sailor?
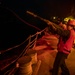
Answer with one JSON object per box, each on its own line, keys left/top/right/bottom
{"left": 47, "top": 19, "right": 75, "bottom": 75}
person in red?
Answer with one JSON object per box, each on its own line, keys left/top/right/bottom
{"left": 46, "top": 19, "right": 75, "bottom": 75}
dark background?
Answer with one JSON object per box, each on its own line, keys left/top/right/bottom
{"left": 0, "top": 0, "right": 75, "bottom": 50}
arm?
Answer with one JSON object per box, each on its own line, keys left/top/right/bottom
{"left": 45, "top": 20, "right": 64, "bottom": 35}
{"left": 45, "top": 20, "right": 70, "bottom": 39}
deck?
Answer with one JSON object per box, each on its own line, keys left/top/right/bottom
{"left": 33, "top": 46, "right": 75, "bottom": 75}
{"left": 14, "top": 34, "right": 75, "bottom": 75}
{"left": 32, "top": 35, "right": 75, "bottom": 75}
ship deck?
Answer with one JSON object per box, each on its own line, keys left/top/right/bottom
{"left": 32, "top": 35, "right": 75, "bottom": 75}
{"left": 33, "top": 46, "right": 75, "bottom": 75}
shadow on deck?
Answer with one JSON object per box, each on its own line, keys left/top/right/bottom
{"left": 33, "top": 45, "right": 75, "bottom": 75}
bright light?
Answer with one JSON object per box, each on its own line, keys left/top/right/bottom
{"left": 53, "top": 17, "right": 56, "bottom": 19}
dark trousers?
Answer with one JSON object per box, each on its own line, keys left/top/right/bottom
{"left": 52, "top": 52, "right": 70, "bottom": 75}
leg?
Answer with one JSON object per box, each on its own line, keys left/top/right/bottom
{"left": 60, "top": 56, "right": 70, "bottom": 75}
{"left": 51, "top": 52, "right": 64, "bottom": 75}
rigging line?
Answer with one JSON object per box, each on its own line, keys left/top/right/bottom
{"left": 0, "top": 27, "right": 46, "bottom": 54}
{"left": 6, "top": 7, "right": 41, "bottom": 31}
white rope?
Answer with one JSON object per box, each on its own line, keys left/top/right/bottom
{"left": 0, "top": 27, "right": 47, "bottom": 54}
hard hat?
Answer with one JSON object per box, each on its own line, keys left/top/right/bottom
{"left": 67, "top": 20, "right": 75, "bottom": 26}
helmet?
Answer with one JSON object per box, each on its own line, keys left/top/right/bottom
{"left": 67, "top": 20, "right": 75, "bottom": 26}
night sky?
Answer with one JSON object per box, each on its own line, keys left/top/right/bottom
{"left": 0, "top": 0, "right": 75, "bottom": 50}
{"left": 1, "top": 0, "right": 75, "bottom": 18}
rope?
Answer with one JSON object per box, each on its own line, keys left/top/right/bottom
{"left": 0, "top": 27, "right": 46, "bottom": 54}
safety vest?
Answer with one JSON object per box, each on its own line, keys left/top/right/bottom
{"left": 58, "top": 29, "right": 75, "bottom": 54}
